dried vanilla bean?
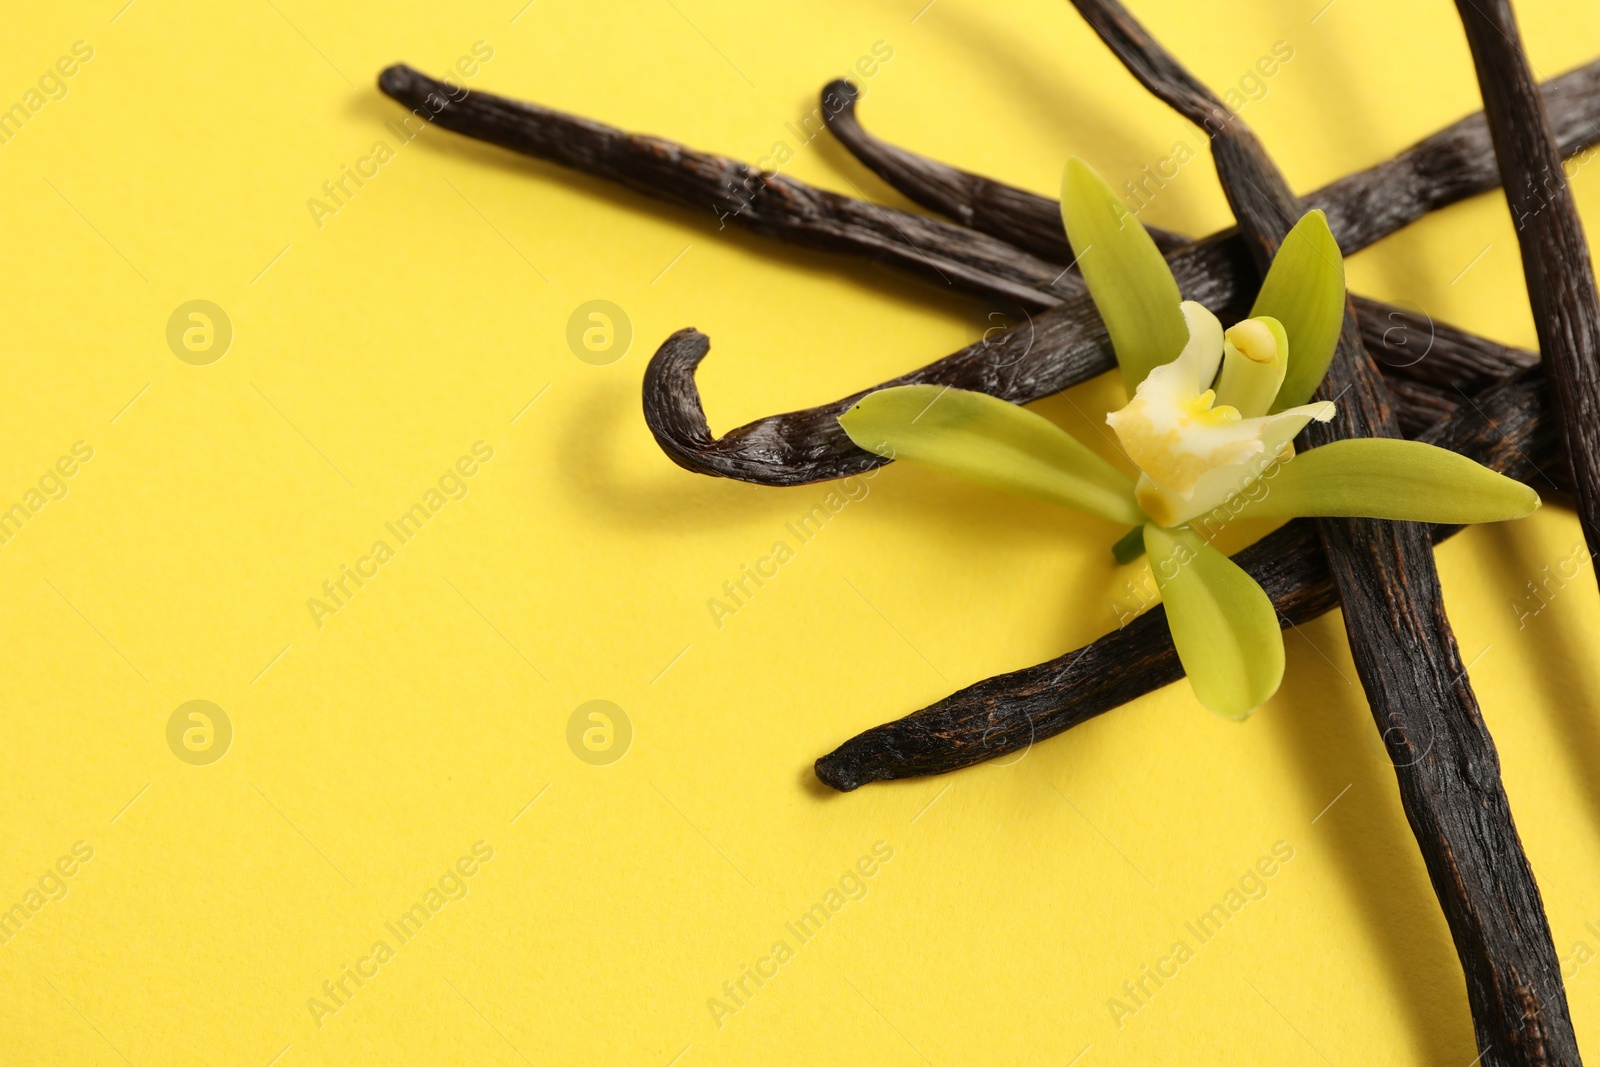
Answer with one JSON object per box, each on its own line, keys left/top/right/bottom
{"left": 384, "top": 29, "right": 1585, "bottom": 1059}
{"left": 1457, "top": 0, "right": 1600, "bottom": 607}
{"left": 376, "top": 65, "right": 1544, "bottom": 484}
{"left": 643, "top": 104, "right": 1556, "bottom": 485}
{"left": 378, "top": 65, "right": 1077, "bottom": 309}
{"left": 1068, "top": 0, "right": 1576, "bottom": 1060}
{"left": 818, "top": 60, "right": 1600, "bottom": 268}
{"left": 820, "top": 77, "right": 1185, "bottom": 262}
{"left": 821, "top": 82, "right": 1544, "bottom": 398}
{"left": 644, "top": 54, "right": 1600, "bottom": 485}
{"left": 642, "top": 297, "right": 1534, "bottom": 484}
{"left": 815, "top": 368, "right": 1559, "bottom": 788}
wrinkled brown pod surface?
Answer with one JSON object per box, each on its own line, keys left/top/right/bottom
{"left": 634, "top": 60, "right": 1598, "bottom": 486}
{"left": 639, "top": 278, "right": 1536, "bottom": 485}
{"left": 1069, "top": 0, "right": 1578, "bottom": 1061}
{"left": 374, "top": 62, "right": 1545, "bottom": 485}
{"left": 1458, "top": 0, "right": 1600, "bottom": 605}
{"left": 378, "top": 64, "right": 1078, "bottom": 309}
{"left": 822, "top": 78, "right": 1544, "bottom": 401}
{"left": 818, "top": 61, "right": 1600, "bottom": 274}
{"left": 815, "top": 369, "right": 1560, "bottom": 790}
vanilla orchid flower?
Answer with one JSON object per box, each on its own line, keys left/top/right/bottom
{"left": 1106, "top": 300, "right": 1334, "bottom": 526}
{"left": 838, "top": 159, "right": 1539, "bottom": 720}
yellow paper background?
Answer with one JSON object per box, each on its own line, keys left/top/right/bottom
{"left": 3, "top": 0, "right": 1600, "bottom": 1063}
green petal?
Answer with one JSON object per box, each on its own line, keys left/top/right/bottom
{"left": 1233, "top": 439, "right": 1541, "bottom": 523}
{"left": 1145, "top": 524, "right": 1284, "bottom": 720}
{"left": 1254, "top": 210, "right": 1346, "bottom": 412}
{"left": 1060, "top": 158, "right": 1189, "bottom": 392}
{"left": 838, "top": 385, "right": 1142, "bottom": 525}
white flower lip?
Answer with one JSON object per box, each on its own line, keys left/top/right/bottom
{"left": 1106, "top": 301, "right": 1335, "bottom": 527}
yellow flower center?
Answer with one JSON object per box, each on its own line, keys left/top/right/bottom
{"left": 1105, "top": 301, "right": 1337, "bottom": 527}
{"left": 1185, "top": 390, "right": 1242, "bottom": 425}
